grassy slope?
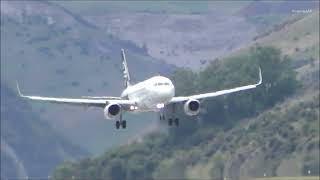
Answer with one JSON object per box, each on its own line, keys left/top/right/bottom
{"left": 259, "top": 12, "right": 319, "bottom": 59}
{"left": 228, "top": 10, "right": 319, "bottom": 91}
{"left": 171, "top": 89, "right": 319, "bottom": 179}
{"left": 230, "top": 11, "right": 319, "bottom": 61}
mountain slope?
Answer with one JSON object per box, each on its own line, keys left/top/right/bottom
{"left": 1, "top": 83, "right": 87, "bottom": 179}
{"left": 229, "top": 10, "right": 319, "bottom": 93}
{"left": 230, "top": 11, "right": 319, "bottom": 65}
{"left": 54, "top": 1, "right": 319, "bottom": 69}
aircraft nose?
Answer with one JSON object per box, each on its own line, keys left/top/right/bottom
{"left": 155, "top": 85, "right": 174, "bottom": 101}
{"left": 169, "top": 85, "right": 175, "bottom": 97}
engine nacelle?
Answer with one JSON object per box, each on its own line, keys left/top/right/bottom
{"left": 104, "top": 103, "right": 121, "bottom": 119}
{"left": 184, "top": 99, "right": 200, "bottom": 116}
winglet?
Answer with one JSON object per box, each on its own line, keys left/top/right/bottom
{"left": 16, "top": 81, "right": 24, "bottom": 97}
{"left": 257, "top": 67, "right": 262, "bottom": 86}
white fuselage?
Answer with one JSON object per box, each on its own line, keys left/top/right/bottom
{"left": 121, "top": 76, "right": 175, "bottom": 112}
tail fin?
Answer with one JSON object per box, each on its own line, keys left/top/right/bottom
{"left": 121, "top": 49, "right": 131, "bottom": 88}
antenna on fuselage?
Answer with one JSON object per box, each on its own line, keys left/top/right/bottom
{"left": 121, "top": 49, "right": 131, "bottom": 88}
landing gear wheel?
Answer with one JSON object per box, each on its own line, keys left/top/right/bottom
{"left": 121, "top": 120, "right": 127, "bottom": 129}
{"left": 168, "top": 119, "right": 173, "bottom": 126}
{"left": 174, "top": 118, "right": 179, "bottom": 126}
{"left": 116, "top": 121, "right": 120, "bottom": 129}
{"left": 160, "top": 115, "right": 165, "bottom": 121}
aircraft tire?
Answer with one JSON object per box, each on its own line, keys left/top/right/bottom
{"left": 122, "top": 120, "right": 127, "bottom": 129}
{"left": 116, "top": 121, "right": 120, "bottom": 129}
{"left": 174, "top": 118, "right": 179, "bottom": 126}
{"left": 160, "top": 115, "right": 166, "bottom": 121}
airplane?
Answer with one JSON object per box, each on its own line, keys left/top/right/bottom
{"left": 17, "top": 49, "right": 262, "bottom": 129}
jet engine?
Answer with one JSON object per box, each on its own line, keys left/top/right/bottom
{"left": 104, "top": 103, "right": 121, "bottom": 119}
{"left": 184, "top": 99, "right": 200, "bottom": 116}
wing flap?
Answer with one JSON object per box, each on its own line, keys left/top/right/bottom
{"left": 190, "top": 84, "right": 257, "bottom": 100}
{"left": 81, "top": 96, "right": 122, "bottom": 100}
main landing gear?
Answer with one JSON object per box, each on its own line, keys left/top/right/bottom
{"left": 115, "top": 120, "right": 126, "bottom": 129}
{"left": 168, "top": 118, "right": 179, "bottom": 127}
{"left": 116, "top": 114, "right": 126, "bottom": 129}
{"left": 159, "top": 104, "right": 180, "bottom": 127}
{"left": 160, "top": 115, "right": 179, "bottom": 127}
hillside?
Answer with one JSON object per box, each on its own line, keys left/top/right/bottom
{"left": 54, "top": 1, "right": 254, "bottom": 69}
{"left": 229, "top": 11, "right": 319, "bottom": 74}
{"left": 1, "top": 1, "right": 174, "bottom": 154}
{"left": 54, "top": 1, "right": 319, "bottom": 69}
{"left": 53, "top": 1, "right": 211, "bottom": 14}
{"left": 1, "top": 83, "right": 87, "bottom": 179}
{"left": 52, "top": 46, "right": 319, "bottom": 179}
{"left": 51, "top": 8, "right": 319, "bottom": 180}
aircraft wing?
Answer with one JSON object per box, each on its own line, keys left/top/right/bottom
{"left": 16, "top": 83, "right": 135, "bottom": 108}
{"left": 81, "top": 96, "right": 122, "bottom": 100}
{"left": 170, "top": 68, "right": 262, "bottom": 103}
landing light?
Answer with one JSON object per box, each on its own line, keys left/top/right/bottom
{"left": 156, "top": 103, "right": 165, "bottom": 109}
{"left": 130, "top": 106, "right": 139, "bottom": 110}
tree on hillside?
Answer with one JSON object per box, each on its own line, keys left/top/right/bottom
{"left": 164, "top": 45, "right": 299, "bottom": 140}
{"left": 210, "top": 154, "right": 225, "bottom": 180}
{"left": 201, "top": 45, "right": 299, "bottom": 127}
{"left": 171, "top": 68, "right": 198, "bottom": 96}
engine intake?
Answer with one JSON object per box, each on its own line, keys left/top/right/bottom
{"left": 184, "top": 99, "right": 200, "bottom": 116}
{"left": 104, "top": 103, "right": 121, "bottom": 119}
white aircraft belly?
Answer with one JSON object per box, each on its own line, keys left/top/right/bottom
{"left": 129, "top": 87, "right": 165, "bottom": 111}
